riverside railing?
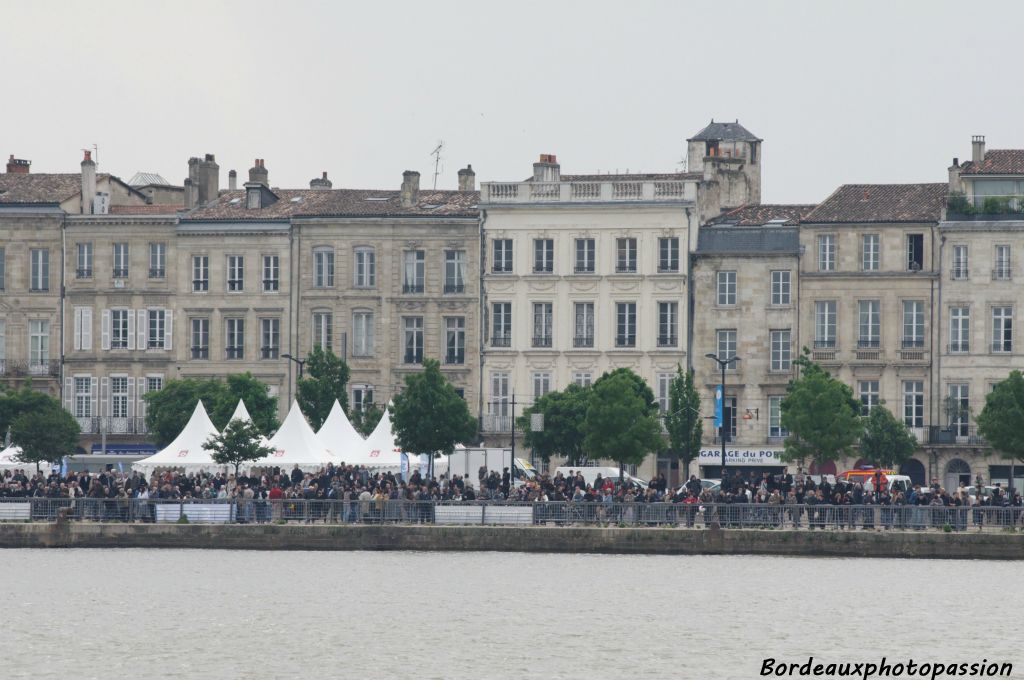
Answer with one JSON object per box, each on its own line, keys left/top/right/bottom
{"left": 0, "top": 498, "right": 1021, "bottom": 531}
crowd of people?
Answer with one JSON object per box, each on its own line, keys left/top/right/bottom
{"left": 0, "top": 463, "right": 1021, "bottom": 530}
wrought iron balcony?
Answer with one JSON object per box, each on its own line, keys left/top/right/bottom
{"left": 615, "top": 335, "right": 637, "bottom": 348}
{"left": 76, "top": 268, "right": 92, "bottom": 279}
{"left": 225, "top": 347, "right": 244, "bottom": 359}
{"left": 573, "top": 336, "right": 594, "bottom": 348}
{"left": 112, "top": 268, "right": 128, "bottom": 278}
{"left": 148, "top": 268, "right": 165, "bottom": 279}
{"left": 190, "top": 347, "right": 209, "bottom": 360}
{"left": 443, "top": 283, "right": 465, "bottom": 294}
{"left": 657, "top": 335, "right": 678, "bottom": 347}
{"left": 491, "top": 334, "right": 511, "bottom": 348}
{"left": 532, "top": 335, "right": 552, "bottom": 348}
{"left": 260, "top": 347, "right": 279, "bottom": 359}
{"left": 402, "top": 283, "right": 424, "bottom": 294}
{"left": 192, "top": 279, "right": 209, "bottom": 292}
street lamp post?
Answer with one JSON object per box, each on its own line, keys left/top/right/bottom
{"left": 705, "top": 353, "right": 741, "bottom": 490}
{"left": 281, "top": 353, "right": 305, "bottom": 379}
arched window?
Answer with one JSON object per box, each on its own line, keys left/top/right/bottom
{"left": 945, "top": 458, "right": 971, "bottom": 491}
{"left": 900, "top": 459, "right": 926, "bottom": 487}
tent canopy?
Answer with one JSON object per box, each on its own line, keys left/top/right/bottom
{"left": 0, "top": 445, "right": 49, "bottom": 471}
{"left": 226, "top": 400, "right": 271, "bottom": 447}
{"left": 316, "top": 400, "right": 365, "bottom": 463}
{"left": 131, "top": 401, "right": 223, "bottom": 474}
{"left": 348, "top": 404, "right": 404, "bottom": 470}
{"left": 251, "top": 400, "right": 330, "bottom": 472}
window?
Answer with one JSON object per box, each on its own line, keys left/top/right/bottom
{"left": 110, "top": 309, "right": 131, "bottom": 350}
{"left": 770, "top": 329, "right": 791, "bottom": 370}
{"left": 314, "top": 248, "right": 334, "bottom": 288}
{"left": 113, "top": 243, "right": 129, "bottom": 278}
{"left": 226, "top": 318, "right": 244, "bottom": 359}
{"left": 147, "top": 309, "right": 168, "bottom": 349}
{"left": 312, "top": 312, "right": 333, "bottom": 351}
{"left": 902, "top": 300, "right": 925, "bottom": 348}
{"left": 994, "top": 245, "right": 1012, "bottom": 280}
{"left": 491, "top": 303, "right": 512, "bottom": 347}
{"left": 814, "top": 300, "right": 837, "bottom": 348}
{"left": 445, "top": 317, "right": 465, "bottom": 364}
{"left": 73, "top": 307, "right": 92, "bottom": 351}
{"left": 490, "top": 372, "right": 510, "bottom": 419}
{"left": 658, "top": 237, "right": 679, "bottom": 273}
{"left": 862, "top": 234, "right": 879, "bottom": 271}
{"left": 770, "top": 270, "right": 791, "bottom": 305}
{"left": 574, "top": 238, "right": 595, "bottom": 273}
{"left": 354, "top": 247, "right": 375, "bottom": 288}
{"left": 262, "top": 255, "right": 279, "bottom": 292}
{"left": 533, "top": 238, "right": 553, "bottom": 273}
{"left": 717, "top": 271, "right": 736, "bottom": 305}
{"left": 616, "top": 237, "right": 637, "bottom": 273}
{"left": 573, "top": 372, "right": 592, "bottom": 388}
{"left": 76, "top": 243, "right": 92, "bottom": 279}
{"left": 261, "top": 318, "right": 280, "bottom": 359}
{"left": 858, "top": 300, "right": 880, "bottom": 348}
{"left": 532, "top": 372, "right": 551, "bottom": 400}
{"left": 532, "top": 302, "right": 553, "bottom": 347}
{"left": 657, "top": 373, "right": 672, "bottom": 414}
{"left": 858, "top": 380, "right": 880, "bottom": 416}
{"left": 146, "top": 376, "right": 163, "bottom": 393}
{"left": 352, "top": 311, "right": 374, "bottom": 357}
{"left": 574, "top": 302, "right": 594, "bottom": 347}
{"left": 949, "top": 307, "right": 970, "bottom": 353}
{"left": 149, "top": 243, "right": 166, "bottom": 278}
{"left": 227, "top": 255, "right": 244, "bottom": 291}
{"left": 769, "top": 396, "right": 788, "bottom": 438}
{"left": 444, "top": 250, "right": 466, "bottom": 293}
{"left": 952, "top": 245, "right": 969, "bottom": 279}
{"left": 192, "top": 255, "right": 209, "bottom": 292}
{"left": 74, "top": 377, "right": 93, "bottom": 418}
{"left": 658, "top": 302, "right": 678, "bottom": 347}
{"left": 717, "top": 329, "right": 737, "bottom": 363}
{"left": 992, "top": 306, "right": 1012, "bottom": 353}
{"left": 948, "top": 383, "right": 970, "bottom": 436}
{"left": 616, "top": 302, "right": 636, "bottom": 347}
{"left": 29, "top": 320, "right": 49, "bottom": 371}
{"left": 352, "top": 385, "right": 374, "bottom": 412}
{"left": 403, "top": 317, "right": 423, "bottom": 364}
{"left": 30, "top": 248, "right": 48, "bottom": 291}
{"left": 403, "top": 250, "right": 425, "bottom": 293}
{"left": 903, "top": 381, "right": 924, "bottom": 429}
{"left": 907, "top": 234, "right": 924, "bottom": 271}
{"left": 190, "top": 318, "right": 209, "bottom": 359}
{"left": 492, "top": 239, "right": 513, "bottom": 273}
{"left": 110, "top": 377, "right": 130, "bottom": 420}
{"left": 818, "top": 234, "right": 835, "bottom": 272}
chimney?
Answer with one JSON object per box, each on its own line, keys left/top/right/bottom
{"left": 310, "top": 171, "right": 332, "bottom": 190}
{"left": 228, "top": 169, "right": 237, "bottom": 191}
{"left": 400, "top": 170, "right": 420, "bottom": 208}
{"left": 81, "top": 150, "right": 97, "bottom": 214}
{"left": 948, "top": 157, "right": 962, "bottom": 194}
{"left": 533, "top": 154, "right": 560, "bottom": 182}
{"left": 458, "top": 164, "right": 476, "bottom": 192}
{"left": 249, "top": 158, "right": 269, "bottom": 186}
{"left": 196, "top": 153, "right": 219, "bottom": 204}
{"left": 183, "top": 178, "right": 197, "bottom": 209}
{"left": 972, "top": 135, "right": 986, "bottom": 163}
{"left": 6, "top": 155, "right": 30, "bottom": 174}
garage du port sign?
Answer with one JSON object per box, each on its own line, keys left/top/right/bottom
{"left": 699, "top": 449, "right": 783, "bottom": 466}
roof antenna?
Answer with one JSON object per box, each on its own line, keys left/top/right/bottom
{"left": 430, "top": 140, "right": 444, "bottom": 190}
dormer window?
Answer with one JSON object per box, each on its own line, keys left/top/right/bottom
{"left": 247, "top": 187, "right": 261, "bottom": 209}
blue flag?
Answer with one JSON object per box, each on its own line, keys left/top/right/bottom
{"left": 714, "top": 385, "right": 723, "bottom": 429}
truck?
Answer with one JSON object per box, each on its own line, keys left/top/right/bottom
{"left": 438, "top": 448, "right": 538, "bottom": 487}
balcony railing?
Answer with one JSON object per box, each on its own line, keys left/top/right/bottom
{"left": 225, "top": 347, "right": 244, "bottom": 359}
{"left": 491, "top": 335, "right": 511, "bottom": 348}
{"left": 481, "top": 180, "right": 693, "bottom": 204}
{"left": 491, "top": 263, "right": 513, "bottom": 274}
{"left": 192, "top": 280, "right": 209, "bottom": 292}
{"left": 191, "top": 347, "right": 209, "bottom": 360}
{"left": 927, "top": 425, "right": 986, "bottom": 445}
{"left": 574, "top": 264, "right": 595, "bottom": 274}
{"left": 148, "top": 268, "right": 165, "bottom": 279}
{"left": 992, "top": 268, "right": 1012, "bottom": 281}
{"left": 948, "top": 342, "right": 970, "bottom": 354}
{"left": 480, "top": 414, "right": 513, "bottom": 433}
{"left": 112, "top": 268, "right": 128, "bottom": 278}
{"left": 402, "top": 283, "right": 424, "bottom": 294}
{"left": 260, "top": 347, "right": 279, "bottom": 359}
{"left": 857, "top": 339, "right": 881, "bottom": 348}
{"left": 443, "top": 283, "right": 465, "bottom": 294}
{"left": 950, "top": 268, "right": 969, "bottom": 280}
{"left": 0, "top": 361, "right": 60, "bottom": 378}
{"left": 947, "top": 193, "right": 1024, "bottom": 219}
{"left": 147, "top": 340, "right": 165, "bottom": 350}
{"left": 615, "top": 264, "right": 638, "bottom": 274}
{"left": 573, "top": 336, "right": 594, "bottom": 348}
{"left": 615, "top": 335, "right": 636, "bottom": 348}
{"left": 532, "top": 264, "right": 554, "bottom": 274}
{"left": 657, "top": 336, "right": 678, "bottom": 348}
{"left": 813, "top": 339, "right": 836, "bottom": 349}
{"left": 227, "top": 280, "right": 243, "bottom": 291}
{"left": 901, "top": 339, "right": 925, "bottom": 349}
{"left": 532, "top": 336, "right": 552, "bottom": 348}
{"left": 74, "top": 417, "right": 149, "bottom": 435}
{"left": 657, "top": 263, "right": 680, "bottom": 273}
{"left": 76, "top": 268, "right": 92, "bottom": 279}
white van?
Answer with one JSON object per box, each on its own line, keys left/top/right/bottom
{"left": 554, "top": 466, "right": 649, "bottom": 491}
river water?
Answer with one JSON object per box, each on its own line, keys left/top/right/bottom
{"left": 1, "top": 550, "right": 1019, "bottom": 679}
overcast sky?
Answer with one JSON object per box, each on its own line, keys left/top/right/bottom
{"left": 3, "top": 0, "right": 1022, "bottom": 204}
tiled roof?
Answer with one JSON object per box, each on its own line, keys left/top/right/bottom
{"left": 0, "top": 173, "right": 93, "bottom": 204}
{"left": 696, "top": 226, "right": 799, "bottom": 256}
{"left": 183, "top": 188, "right": 479, "bottom": 221}
{"left": 688, "top": 120, "right": 761, "bottom": 143}
{"left": 960, "top": 150, "right": 1024, "bottom": 175}
{"left": 802, "top": 183, "right": 948, "bottom": 224}
{"left": 706, "top": 203, "right": 816, "bottom": 227}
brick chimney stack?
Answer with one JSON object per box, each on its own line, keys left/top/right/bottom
{"left": 310, "top": 171, "right": 332, "bottom": 190}
{"left": 400, "top": 170, "right": 420, "bottom": 208}
{"left": 196, "top": 153, "right": 219, "bottom": 204}
{"left": 228, "top": 169, "right": 237, "bottom": 191}
{"left": 81, "top": 150, "right": 97, "bottom": 214}
{"left": 972, "top": 135, "right": 986, "bottom": 163}
{"left": 533, "top": 154, "right": 560, "bottom": 182}
{"left": 249, "top": 158, "right": 268, "bottom": 186}
{"left": 6, "top": 155, "right": 30, "bottom": 173}
{"left": 458, "top": 164, "right": 476, "bottom": 192}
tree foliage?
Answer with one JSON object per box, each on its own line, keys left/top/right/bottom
{"left": 211, "top": 373, "right": 279, "bottom": 436}
{"left": 296, "top": 347, "right": 351, "bottom": 430}
{"left": 0, "top": 382, "right": 56, "bottom": 438}
{"left": 583, "top": 369, "right": 663, "bottom": 469}
{"left": 391, "top": 359, "right": 477, "bottom": 463}
{"left": 780, "top": 352, "right": 862, "bottom": 470}
{"left": 202, "top": 419, "right": 274, "bottom": 476}
{"left": 518, "top": 383, "right": 591, "bottom": 465}
{"left": 859, "top": 403, "right": 917, "bottom": 469}
{"left": 664, "top": 365, "right": 703, "bottom": 477}
{"left": 351, "top": 402, "right": 385, "bottom": 438}
{"left": 11, "top": 405, "right": 80, "bottom": 470}
{"left": 977, "top": 370, "right": 1024, "bottom": 464}
{"left": 144, "top": 375, "right": 278, "bottom": 447}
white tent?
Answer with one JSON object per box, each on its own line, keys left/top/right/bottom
{"left": 316, "top": 400, "right": 365, "bottom": 463}
{"left": 250, "top": 401, "right": 330, "bottom": 472}
{"left": 0, "top": 444, "right": 49, "bottom": 471}
{"left": 349, "top": 405, "right": 404, "bottom": 470}
{"left": 131, "top": 401, "right": 223, "bottom": 474}
{"left": 226, "top": 400, "right": 271, "bottom": 448}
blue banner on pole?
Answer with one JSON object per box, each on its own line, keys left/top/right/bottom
{"left": 714, "top": 385, "right": 723, "bottom": 429}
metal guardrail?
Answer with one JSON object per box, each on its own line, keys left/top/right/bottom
{"left": 0, "top": 498, "right": 1020, "bottom": 531}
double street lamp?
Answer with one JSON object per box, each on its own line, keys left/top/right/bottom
{"left": 281, "top": 353, "right": 305, "bottom": 379}
{"left": 705, "top": 353, "right": 741, "bottom": 487}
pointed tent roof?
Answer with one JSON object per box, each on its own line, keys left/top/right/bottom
{"left": 253, "top": 401, "right": 330, "bottom": 471}
{"left": 226, "top": 400, "right": 271, "bottom": 447}
{"left": 132, "top": 401, "right": 221, "bottom": 473}
{"left": 0, "top": 444, "right": 38, "bottom": 470}
{"left": 349, "top": 404, "right": 404, "bottom": 470}
{"left": 316, "top": 400, "right": 365, "bottom": 462}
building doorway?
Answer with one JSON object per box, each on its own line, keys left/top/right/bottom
{"left": 945, "top": 458, "right": 971, "bottom": 491}
{"left": 900, "top": 458, "right": 926, "bottom": 487}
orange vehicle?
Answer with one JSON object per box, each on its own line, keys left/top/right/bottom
{"left": 837, "top": 467, "right": 895, "bottom": 491}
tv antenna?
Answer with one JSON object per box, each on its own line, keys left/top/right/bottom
{"left": 430, "top": 140, "right": 444, "bottom": 190}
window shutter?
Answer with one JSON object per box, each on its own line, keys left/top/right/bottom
{"left": 73, "top": 308, "right": 82, "bottom": 351}
{"left": 164, "top": 309, "right": 173, "bottom": 350}
{"left": 126, "top": 311, "right": 135, "bottom": 350}
{"left": 99, "top": 377, "right": 109, "bottom": 417}
{"left": 137, "top": 377, "right": 147, "bottom": 421}
{"left": 64, "top": 377, "right": 73, "bottom": 412}
{"left": 82, "top": 308, "right": 92, "bottom": 351}
{"left": 367, "top": 314, "right": 374, "bottom": 355}
{"left": 101, "top": 309, "right": 110, "bottom": 351}
{"left": 137, "top": 309, "right": 146, "bottom": 350}
{"left": 126, "top": 378, "right": 135, "bottom": 418}
{"left": 90, "top": 377, "right": 98, "bottom": 419}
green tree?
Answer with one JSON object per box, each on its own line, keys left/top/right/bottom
{"left": 391, "top": 359, "right": 477, "bottom": 476}
{"left": 664, "top": 365, "right": 703, "bottom": 480}
{"left": 144, "top": 378, "right": 227, "bottom": 447}
{"left": 296, "top": 347, "right": 351, "bottom": 430}
{"left": 780, "top": 352, "right": 862, "bottom": 471}
{"left": 0, "top": 382, "right": 54, "bottom": 436}
{"left": 11, "top": 405, "right": 80, "bottom": 471}
{"left": 517, "top": 384, "right": 591, "bottom": 465}
{"left": 859, "top": 402, "right": 917, "bottom": 469}
{"left": 583, "top": 370, "right": 663, "bottom": 475}
{"left": 202, "top": 418, "right": 274, "bottom": 476}
{"left": 593, "top": 367, "right": 658, "bottom": 413}
{"left": 211, "top": 372, "right": 279, "bottom": 435}
{"left": 977, "top": 370, "right": 1024, "bottom": 470}
{"left": 351, "top": 402, "right": 384, "bottom": 438}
